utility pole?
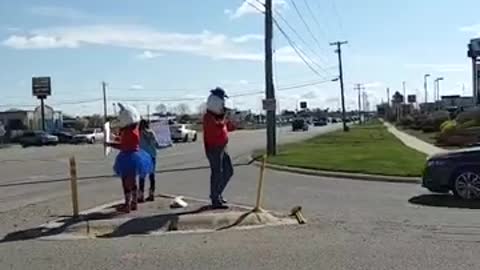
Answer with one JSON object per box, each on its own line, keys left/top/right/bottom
{"left": 265, "top": 0, "right": 276, "bottom": 155}
{"left": 330, "top": 40, "right": 348, "bottom": 132}
{"left": 354, "top": 84, "right": 364, "bottom": 124}
{"left": 424, "top": 74, "right": 431, "bottom": 104}
{"left": 402, "top": 81, "right": 406, "bottom": 104}
{"left": 387, "top": 88, "right": 390, "bottom": 105}
{"left": 147, "top": 105, "right": 151, "bottom": 122}
{"left": 102, "top": 81, "right": 108, "bottom": 123}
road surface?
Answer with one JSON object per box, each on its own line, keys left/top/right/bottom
{"left": 1, "top": 123, "right": 480, "bottom": 269}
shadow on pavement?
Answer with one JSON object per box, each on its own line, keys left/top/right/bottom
{"left": 409, "top": 194, "right": 480, "bottom": 209}
{"left": 0, "top": 211, "right": 124, "bottom": 244}
{"left": 97, "top": 206, "right": 211, "bottom": 238}
{"left": 0, "top": 159, "right": 254, "bottom": 188}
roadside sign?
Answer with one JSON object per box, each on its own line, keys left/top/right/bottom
{"left": 32, "top": 77, "right": 51, "bottom": 97}
{"left": 407, "top": 95, "right": 416, "bottom": 103}
{"left": 300, "top": 101, "right": 307, "bottom": 109}
{"left": 262, "top": 98, "right": 276, "bottom": 111}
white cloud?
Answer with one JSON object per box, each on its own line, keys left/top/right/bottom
{"left": 274, "top": 46, "right": 303, "bottom": 63}
{"left": 137, "top": 50, "right": 163, "bottom": 59}
{"left": 459, "top": 24, "right": 480, "bottom": 33}
{"left": 301, "top": 91, "right": 317, "bottom": 99}
{"left": 232, "top": 34, "right": 263, "bottom": 43}
{"left": 364, "top": 81, "right": 383, "bottom": 88}
{"left": 2, "top": 24, "right": 304, "bottom": 64}
{"left": 229, "top": 0, "right": 287, "bottom": 19}
{"left": 129, "top": 84, "right": 144, "bottom": 90}
{"left": 404, "top": 63, "right": 468, "bottom": 73}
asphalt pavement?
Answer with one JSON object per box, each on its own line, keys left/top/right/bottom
{"left": 1, "top": 123, "right": 480, "bottom": 269}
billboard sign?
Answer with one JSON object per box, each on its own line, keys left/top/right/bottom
{"left": 300, "top": 101, "right": 307, "bottom": 109}
{"left": 407, "top": 95, "right": 416, "bottom": 103}
{"left": 32, "top": 77, "right": 51, "bottom": 97}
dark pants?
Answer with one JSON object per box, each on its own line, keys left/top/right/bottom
{"left": 139, "top": 157, "right": 156, "bottom": 193}
{"left": 206, "top": 146, "right": 234, "bottom": 203}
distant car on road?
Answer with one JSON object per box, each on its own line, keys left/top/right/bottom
{"left": 170, "top": 124, "right": 198, "bottom": 142}
{"left": 292, "top": 118, "right": 309, "bottom": 131}
{"left": 73, "top": 128, "right": 104, "bottom": 144}
{"left": 51, "top": 131, "right": 74, "bottom": 144}
{"left": 313, "top": 118, "right": 328, "bottom": 126}
{"left": 423, "top": 147, "right": 480, "bottom": 200}
{"left": 18, "top": 131, "right": 58, "bottom": 147}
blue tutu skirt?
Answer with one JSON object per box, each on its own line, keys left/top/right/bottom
{"left": 113, "top": 149, "right": 154, "bottom": 178}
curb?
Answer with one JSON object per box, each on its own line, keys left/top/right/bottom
{"left": 253, "top": 160, "right": 421, "bottom": 184}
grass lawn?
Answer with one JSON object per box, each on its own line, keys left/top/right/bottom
{"left": 266, "top": 121, "right": 427, "bottom": 177}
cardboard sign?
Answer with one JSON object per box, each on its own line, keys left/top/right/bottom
{"left": 104, "top": 122, "right": 111, "bottom": 156}
{"left": 150, "top": 120, "right": 172, "bottom": 147}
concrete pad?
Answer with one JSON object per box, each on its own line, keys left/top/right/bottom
{"left": 32, "top": 195, "right": 296, "bottom": 240}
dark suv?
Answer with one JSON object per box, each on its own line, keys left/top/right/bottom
{"left": 292, "top": 118, "right": 309, "bottom": 131}
{"left": 422, "top": 147, "right": 480, "bottom": 200}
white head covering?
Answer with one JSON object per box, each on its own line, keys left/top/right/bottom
{"left": 116, "top": 103, "right": 140, "bottom": 128}
{"left": 206, "top": 94, "right": 225, "bottom": 115}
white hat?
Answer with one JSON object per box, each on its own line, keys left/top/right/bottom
{"left": 116, "top": 103, "right": 140, "bottom": 128}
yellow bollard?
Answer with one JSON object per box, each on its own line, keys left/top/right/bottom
{"left": 69, "top": 156, "right": 79, "bottom": 218}
{"left": 253, "top": 155, "right": 267, "bottom": 212}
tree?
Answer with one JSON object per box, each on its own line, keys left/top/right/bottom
{"left": 174, "top": 103, "right": 190, "bottom": 115}
{"left": 155, "top": 104, "right": 167, "bottom": 114}
{"left": 73, "top": 118, "right": 89, "bottom": 131}
{"left": 197, "top": 102, "right": 207, "bottom": 114}
{"left": 86, "top": 114, "right": 104, "bottom": 128}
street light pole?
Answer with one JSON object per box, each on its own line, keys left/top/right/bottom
{"left": 435, "top": 77, "right": 444, "bottom": 103}
{"left": 424, "top": 74, "right": 431, "bottom": 104}
{"left": 402, "top": 81, "right": 406, "bottom": 104}
{"left": 330, "top": 40, "right": 348, "bottom": 132}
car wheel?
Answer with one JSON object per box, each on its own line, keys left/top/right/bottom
{"left": 90, "top": 138, "right": 95, "bottom": 144}
{"left": 183, "top": 134, "right": 189, "bottom": 143}
{"left": 452, "top": 169, "right": 480, "bottom": 200}
{"left": 192, "top": 133, "right": 198, "bottom": 142}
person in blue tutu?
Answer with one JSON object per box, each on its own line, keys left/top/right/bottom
{"left": 106, "top": 103, "right": 153, "bottom": 213}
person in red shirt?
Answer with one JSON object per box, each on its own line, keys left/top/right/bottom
{"left": 106, "top": 104, "right": 153, "bottom": 213}
{"left": 203, "top": 87, "right": 235, "bottom": 209}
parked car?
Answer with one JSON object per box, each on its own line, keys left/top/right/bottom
{"left": 51, "top": 131, "right": 74, "bottom": 143}
{"left": 18, "top": 131, "right": 58, "bottom": 147}
{"left": 73, "top": 128, "right": 104, "bottom": 144}
{"left": 292, "top": 118, "right": 309, "bottom": 131}
{"left": 313, "top": 118, "right": 328, "bottom": 126}
{"left": 170, "top": 124, "right": 198, "bottom": 142}
{"left": 422, "top": 147, "right": 480, "bottom": 200}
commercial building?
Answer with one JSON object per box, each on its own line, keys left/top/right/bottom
{"left": 0, "top": 106, "right": 63, "bottom": 133}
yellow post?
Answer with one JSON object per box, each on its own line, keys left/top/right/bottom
{"left": 69, "top": 156, "right": 79, "bottom": 218}
{"left": 254, "top": 155, "right": 267, "bottom": 212}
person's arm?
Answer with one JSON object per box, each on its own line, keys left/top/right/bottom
{"left": 105, "top": 141, "right": 122, "bottom": 150}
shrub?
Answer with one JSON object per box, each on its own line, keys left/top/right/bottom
{"left": 440, "top": 120, "right": 457, "bottom": 134}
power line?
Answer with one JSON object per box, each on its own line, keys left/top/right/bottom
{"left": 289, "top": 0, "right": 327, "bottom": 53}
{"left": 113, "top": 79, "right": 334, "bottom": 102}
{"left": 273, "top": 19, "right": 329, "bottom": 79}
{"left": 301, "top": 0, "right": 330, "bottom": 42}
{"left": 273, "top": 12, "right": 332, "bottom": 75}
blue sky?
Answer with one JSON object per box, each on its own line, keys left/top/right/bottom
{"left": 1, "top": 0, "right": 479, "bottom": 116}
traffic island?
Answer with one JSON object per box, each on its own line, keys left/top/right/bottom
{"left": 256, "top": 120, "right": 427, "bottom": 181}
{"left": 1, "top": 195, "right": 295, "bottom": 242}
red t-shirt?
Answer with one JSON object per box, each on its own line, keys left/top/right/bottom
{"left": 119, "top": 125, "right": 140, "bottom": 151}
{"left": 203, "top": 111, "right": 235, "bottom": 149}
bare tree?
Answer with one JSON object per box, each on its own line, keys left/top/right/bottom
{"left": 155, "top": 104, "right": 167, "bottom": 114}
{"left": 197, "top": 102, "right": 207, "bottom": 114}
{"left": 174, "top": 103, "right": 190, "bottom": 115}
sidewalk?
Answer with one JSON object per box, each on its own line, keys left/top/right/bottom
{"left": 383, "top": 122, "right": 446, "bottom": 156}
